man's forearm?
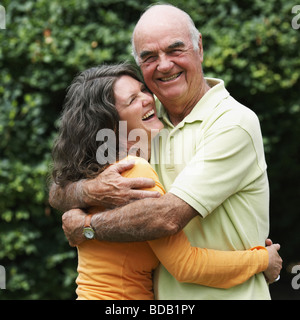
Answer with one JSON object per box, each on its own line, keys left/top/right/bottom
{"left": 49, "top": 180, "right": 86, "bottom": 212}
{"left": 91, "top": 193, "right": 198, "bottom": 242}
{"left": 49, "top": 161, "right": 162, "bottom": 213}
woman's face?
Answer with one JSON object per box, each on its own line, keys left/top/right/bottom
{"left": 114, "top": 75, "right": 164, "bottom": 141}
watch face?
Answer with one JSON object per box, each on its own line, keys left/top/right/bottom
{"left": 84, "top": 227, "right": 95, "bottom": 239}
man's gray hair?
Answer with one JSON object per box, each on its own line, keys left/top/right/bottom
{"left": 131, "top": 3, "right": 200, "bottom": 65}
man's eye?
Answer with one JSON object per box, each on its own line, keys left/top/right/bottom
{"left": 170, "top": 49, "right": 182, "bottom": 55}
{"left": 144, "top": 56, "right": 157, "bottom": 63}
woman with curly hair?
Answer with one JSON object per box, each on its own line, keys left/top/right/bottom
{"left": 51, "top": 63, "right": 276, "bottom": 300}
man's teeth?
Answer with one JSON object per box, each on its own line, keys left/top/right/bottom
{"left": 142, "top": 109, "right": 155, "bottom": 120}
{"left": 161, "top": 73, "right": 181, "bottom": 82}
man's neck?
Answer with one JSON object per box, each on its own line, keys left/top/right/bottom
{"left": 161, "top": 81, "right": 211, "bottom": 126}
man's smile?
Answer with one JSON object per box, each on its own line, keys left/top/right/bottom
{"left": 159, "top": 72, "right": 183, "bottom": 82}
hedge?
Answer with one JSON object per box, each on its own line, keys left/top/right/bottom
{"left": 0, "top": 0, "right": 299, "bottom": 299}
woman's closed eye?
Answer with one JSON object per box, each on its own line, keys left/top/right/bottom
{"left": 129, "top": 96, "right": 137, "bottom": 105}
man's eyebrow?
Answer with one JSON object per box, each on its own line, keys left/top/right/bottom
{"left": 140, "top": 50, "right": 154, "bottom": 60}
{"left": 139, "top": 41, "right": 185, "bottom": 60}
{"left": 168, "top": 41, "right": 185, "bottom": 49}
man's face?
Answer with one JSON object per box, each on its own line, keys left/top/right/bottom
{"left": 134, "top": 21, "right": 204, "bottom": 110}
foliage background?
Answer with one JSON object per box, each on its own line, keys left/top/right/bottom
{"left": 0, "top": 0, "right": 299, "bottom": 300}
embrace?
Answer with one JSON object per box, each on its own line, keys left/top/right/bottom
{"left": 49, "top": 4, "right": 282, "bottom": 300}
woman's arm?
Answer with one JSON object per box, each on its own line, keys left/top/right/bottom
{"left": 122, "top": 157, "right": 282, "bottom": 287}
{"left": 61, "top": 158, "right": 282, "bottom": 284}
{"left": 149, "top": 231, "right": 281, "bottom": 288}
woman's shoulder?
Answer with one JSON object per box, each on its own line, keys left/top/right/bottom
{"left": 126, "top": 155, "right": 149, "bottom": 165}
{"left": 120, "top": 156, "right": 165, "bottom": 194}
{"left": 120, "top": 155, "right": 153, "bottom": 177}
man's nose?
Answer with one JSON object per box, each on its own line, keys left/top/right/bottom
{"left": 157, "top": 54, "right": 174, "bottom": 73}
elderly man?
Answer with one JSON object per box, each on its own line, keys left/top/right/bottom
{"left": 49, "top": 4, "right": 281, "bottom": 299}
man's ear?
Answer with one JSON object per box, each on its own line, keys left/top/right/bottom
{"left": 198, "top": 33, "right": 204, "bottom": 63}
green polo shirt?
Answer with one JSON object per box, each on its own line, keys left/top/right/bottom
{"left": 151, "top": 78, "right": 270, "bottom": 300}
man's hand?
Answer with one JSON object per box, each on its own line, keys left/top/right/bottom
{"left": 49, "top": 159, "right": 161, "bottom": 212}
{"left": 264, "top": 239, "right": 283, "bottom": 283}
{"left": 82, "top": 159, "right": 161, "bottom": 208}
{"left": 62, "top": 209, "right": 86, "bottom": 247}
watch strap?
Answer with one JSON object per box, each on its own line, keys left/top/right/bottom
{"left": 84, "top": 213, "right": 94, "bottom": 228}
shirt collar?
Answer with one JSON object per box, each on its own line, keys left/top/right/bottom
{"left": 156, "top": 78, "right": 230, "bottom": 128}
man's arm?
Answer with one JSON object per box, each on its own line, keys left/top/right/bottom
{"left": 62, "top": 193, "right": 198, "bottom": 246}
{"left": 62, "top": 199, "right": 283, "bottom": 285}
{"left": 49, "top": 180, "right": 86, "bottom": 212}
{"left": 49, "top": 159, "right": 161, "bottom": 212}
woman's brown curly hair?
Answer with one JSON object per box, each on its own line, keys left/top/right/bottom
{"left": 51, "top": 62, "right": 143, "bottom": 187}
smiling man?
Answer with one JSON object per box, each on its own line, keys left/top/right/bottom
{"left": 127, "top": 11, "right": 209, "bottom": 165}
{"left": 49, "top": 4, "right": 282, "bottom": 299}
{"left": 132, "top": 10, "right": 209, "bottom": 126}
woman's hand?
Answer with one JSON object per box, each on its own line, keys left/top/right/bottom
{"left": 264, "top": 239, "right": 283, "bottom": 283}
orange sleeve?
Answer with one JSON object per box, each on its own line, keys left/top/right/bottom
{"left": 120, "top": 156, "right": 165, "bottom": 195}
{"left": 123, "top": 156, "right": 269, "bottom": 289}
{"left": 148, "top": 233, "right": 268, "bottom": 289}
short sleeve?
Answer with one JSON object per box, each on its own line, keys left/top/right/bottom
{"left": 170, "top": 125, "right": 265, "bottom": 217}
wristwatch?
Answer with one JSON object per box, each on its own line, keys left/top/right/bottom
{"left": 83, "top": 214, "right": 95, "bottom": 240}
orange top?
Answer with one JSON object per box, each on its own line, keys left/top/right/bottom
{"left": 76, "top": 156, "right": 268, "bottom": 300}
